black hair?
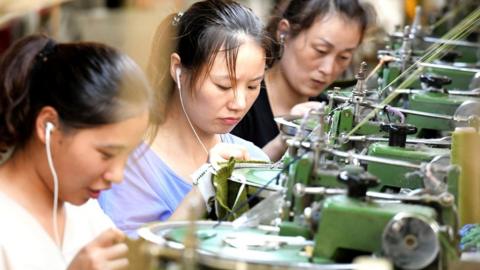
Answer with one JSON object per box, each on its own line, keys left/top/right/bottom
{"left": 266, "top": 0, "right": 375, "bottom": 64}
{"left": 0, "top": 34, "right": 152, "bottom": 151}
{"left": 148, "top": 0, "right": 271, "bottom": 125}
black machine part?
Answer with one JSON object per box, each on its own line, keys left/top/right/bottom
{"left": 380, "top": 123, "right": 417, "bottom": 148}
{"left": 439, "top": 50, "right": 462, "bottom": 63}
{"left": 382, "top": 213, "right": 440, "bottom": 270}
{"left": 419, "top": 73, "right": 452, "bottom": 90}
{"left": 337, "top": 169, "right": 379, "bottom": 199}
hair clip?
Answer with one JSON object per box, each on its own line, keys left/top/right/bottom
{"left": 37, "top": 39, "right": 56, "bottom": 62}
{"left": 172, "top": 12, "right": 184, "bottom": 26}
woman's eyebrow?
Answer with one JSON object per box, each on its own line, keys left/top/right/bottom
{"left": 95, "top": 144, "right": 125, "bottom": 151}
{"left": 316, "top": 38, "right": 334, "bottom": 48}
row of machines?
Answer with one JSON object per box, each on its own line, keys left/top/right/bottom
{"left": 133, "top": 3, "right": 480, "bottom": 270}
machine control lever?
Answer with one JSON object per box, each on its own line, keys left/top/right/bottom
{"left": 337, "top": 170, "right": 379, "bottom": 199}
{"left": 380, "top": 123, "right": 417, "bottom": 147}
{"left": 419, "top": 73, "right": 452, "bottom": 89}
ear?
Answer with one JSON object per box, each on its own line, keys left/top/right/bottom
{"left": 276, "top": 19, "right": 291, "bottom": 41}
{"left": 35, "top": 106, "right": 60, "bottom": 145}
{"left": 170, "top": 53, "right": 182, "bottom": 85}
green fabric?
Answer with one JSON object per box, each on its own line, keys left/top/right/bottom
{"left": 461, "top": 224, "right": 480, "bottom": 252}
{"left": 213, "top": 158, "right": 255, "bottom": 221}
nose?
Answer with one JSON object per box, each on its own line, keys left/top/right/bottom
{"left": 229, "top": 88, "right": 247, "bottom": 111}
{"left": 103, "top": 160, "right": 126, "bottom": 184}
{"left": 317, "top": 55, "right": 336, "bottom": 77}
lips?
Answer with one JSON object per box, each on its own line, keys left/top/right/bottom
{"left": 88, "top": 189, "right": 101, "bottom": 199}
{"left": 220, "top": 117, "right": 240, "bottom": 125}
{"left": 311, "top": 79, "right": 326, "bottom": 86}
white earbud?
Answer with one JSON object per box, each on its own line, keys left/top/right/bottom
{"left": 45, "top": 122, "right": 54, "bottom": 136}
{"left": 175, "top": 67, "right": 182, "bottom": 91}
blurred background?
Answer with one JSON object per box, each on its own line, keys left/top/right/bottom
{"left": 0, "top": 0, "right": 453, "bottom": 72}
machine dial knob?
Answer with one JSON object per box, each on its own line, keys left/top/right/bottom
{"left": 382, "top": 213, "right": 440, "bottom": 270}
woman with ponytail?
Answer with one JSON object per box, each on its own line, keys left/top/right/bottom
{"left": 99, "top": 0, "right": 271, "bottom": 237}
{"left": 0, "top": 34, "right": 152, "bottom": 269}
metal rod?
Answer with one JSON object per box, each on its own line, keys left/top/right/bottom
{"left": 369, "top": 104, "right": 455, "bottom": 120}
{"left": 329, "top": 94, "right": 467, "bottom": 121}
{"left": 294, "top": 184, "right": 346, "bottom": 197}
{"left": 390, "top": 32, "right": 480, "bottom": 48}
{"left": 395, "top": 88, "right": 480, "bottom": 97}
{"left": 346, "top": 135, "right": 451, "bottom": 146}
{"left": 294, "top": 183, "right": 453, "bottom": 206}
{"left": 423, "top": 36, "right": 480, "bottom": 48}
{"left": 324, "top": 148, "right": 423, "bottom": 169}
{"left": 417, "top": 62, "right": 480, "bottom": 73}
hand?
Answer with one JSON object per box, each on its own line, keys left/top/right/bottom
{"left": 67, "top": 228, "right": 128, "bottom": 270}
{"left": 208, "top": 143, "right": 250, "bottom": 167}
{"left": 290, "top": 101, "right": 324, "bottom": 116}
{"left": 190, "top": 143, "right": 250, "bottom": 210}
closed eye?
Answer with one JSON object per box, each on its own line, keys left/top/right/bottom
{"left": 216, "top": 84, "right": 231, "bottom": 91}
{"left": 99, "top": 150, "right": 114, "bottom": 160}
{"left": 248, "top": 84, "right": 261, "bottom": 90}
{"left": 338, "top": 54, "right": 352, "bottom": 62}
{"left": 315, "top": 49, "right": 328, "bottom": 56}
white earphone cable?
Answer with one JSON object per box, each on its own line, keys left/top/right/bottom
{"left": 177, "top": 71, "right": 209, "bottom": 155}
{"left": 45, "top": 123, "right": 61, "bottom": 248}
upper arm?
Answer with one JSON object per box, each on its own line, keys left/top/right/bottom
{"left": 0, "top": 245, "right": 11, "bottom": 270}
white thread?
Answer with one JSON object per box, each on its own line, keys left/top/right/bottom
{"left": 176, "top": 68, "right": 209, "bottom": 155}
{"left": 45, "top": 122, "right": 61, "bottom": 248}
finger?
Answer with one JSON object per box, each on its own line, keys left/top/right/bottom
{"left": 99, "top": 243, "right": 128, "bottom": 260}
{"left": 209, "top": 149, "right": 228, "bottom": 165}
{"left": 93, "top": 228, "right": 125, "bottom": 248}
{"left": 209, "top": 143, "right": 244, "bottom": 163}
{"left": 221, "top": 145, "right": 248, "bottom": 160}
{"left": 234, "top": 147, "right": 249, "bottom": 161}
{"left": 105, "top": 258, "right": 129, "bottom": 270}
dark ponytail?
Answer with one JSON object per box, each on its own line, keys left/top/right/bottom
{"left": 0, "top": 35, "right": 51, "bottom": 150}
{"left": 147, "top": 13, "right": 178, "bottom": 126}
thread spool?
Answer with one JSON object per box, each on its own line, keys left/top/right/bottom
{"left": 451, "top": 127, "right": 480, "bottom": 226}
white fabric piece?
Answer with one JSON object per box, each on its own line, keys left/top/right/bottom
{"left": 191, "top": 163, "right": 216, "bottom": 212}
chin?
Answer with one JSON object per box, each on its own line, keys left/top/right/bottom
{"left": 305, "top": 87, "right": 325, "bottom": 97}
{"left": 220, "top": 127, "right": 234, "bottom": 134}
{"left": 68, "top": 197, "right": 89, "bottom": 206}
{"left": 212, "top": 126, "right": 232, "bottom": 135}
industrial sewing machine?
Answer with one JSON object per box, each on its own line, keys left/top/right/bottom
{"left": 135, "top": 133, "right": 460, "bottom": 270}
{"left": 131, "top": 6, "right": 480, "bottom": 270}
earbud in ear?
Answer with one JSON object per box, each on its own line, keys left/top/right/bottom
{"left": 175, "top": 67, "right": 182, "bottom": 91}
{"left": 45, "top": 122, "right": 54, "bottom": 135}
{"left": 176, "top": 67, "right": 181, "bottom": 82}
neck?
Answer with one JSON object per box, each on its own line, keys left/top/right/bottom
{"left": 265, "top": 64, "right": 309, "bottom": 116}
{"left": 155, "top": 95, "right": 220, "bottom": 160}
{"left": 0, "top": 142, "right": 66, "bottom": 246}
{"left": 0, "top": 144, "right": 63, "bottom": 212}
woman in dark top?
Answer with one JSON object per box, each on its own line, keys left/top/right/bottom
{"left": 232, "top": 0, "right": 374, "bottom": 160}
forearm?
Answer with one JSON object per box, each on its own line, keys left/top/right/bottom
{"left": 262, "top": 134, "right": 287, "bottom": 162}
{"left": 168, "top": 187, "right": 206, "bottom": 221}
